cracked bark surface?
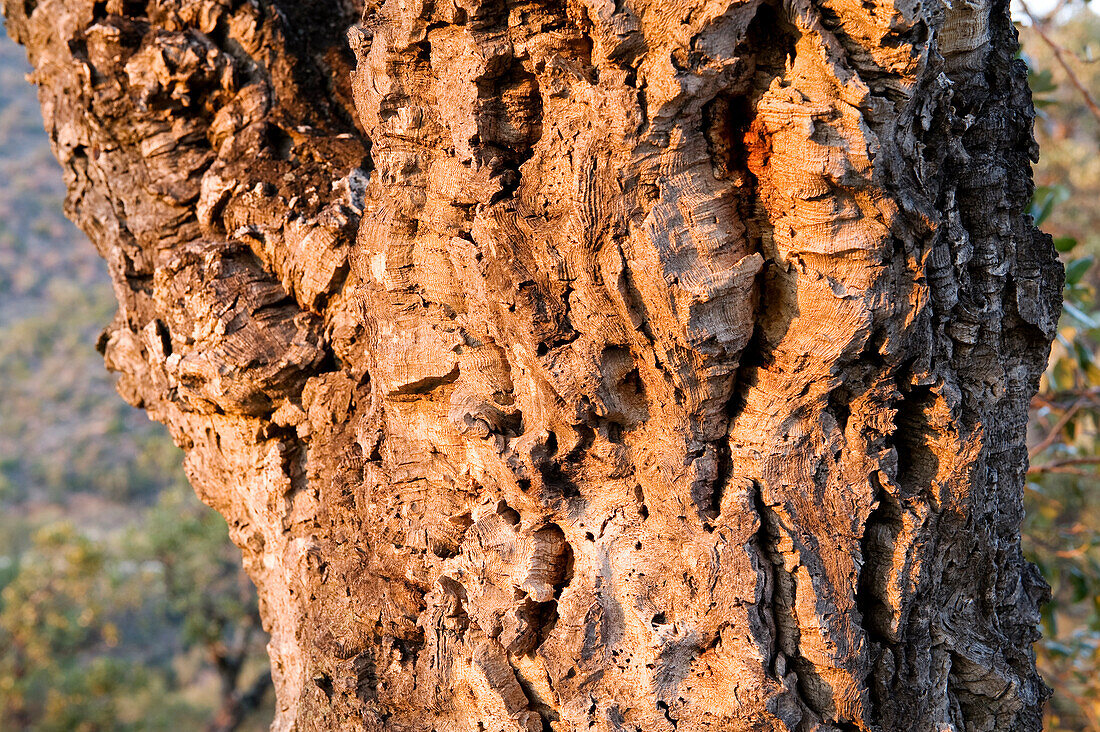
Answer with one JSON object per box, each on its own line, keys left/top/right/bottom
{"left": 2, "top": 0, "right": 1061, "bottom": 729}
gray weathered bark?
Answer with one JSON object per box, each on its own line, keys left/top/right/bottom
{"left": 3, "top": 0, "right": 1061, "bottom": 729}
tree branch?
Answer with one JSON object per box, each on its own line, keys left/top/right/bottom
{"left": 1019, "top": 0, "right": 1100, "bottom": 125}
{"left": 1029, "top": 396, "right": 1087, "bottom": 459}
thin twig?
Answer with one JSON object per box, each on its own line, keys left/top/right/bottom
{"left": 1032, "top": 386, "right": 1100, "bottom": 407}
{"left": 1027, "top": 466, "right": 1100, "bottom": 477}
{"left": 1030, "top": 396, "right": 1087, "bottom": 459}
{"left": 1028, "top": 457, "right": 1100, "bottom": 477}
{"left": 1031, "top": 0, "right": 1072, "bottom": 26}
{"left": 1039, "top": 457, "right": 1100, "bottom": 467}
{"left": 1020, "top": 0, "right": 1100, "bottom": 125}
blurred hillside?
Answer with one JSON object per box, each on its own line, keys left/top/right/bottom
{"left": 0, "top": 25, "right": 272, "bottom": 731}
{"left": 0, "top": 25, "right": 177, "bottom": 509}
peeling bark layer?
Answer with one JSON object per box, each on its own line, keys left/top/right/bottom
{"left": 2, "top": 0, "right": 1061, "bottom": 729}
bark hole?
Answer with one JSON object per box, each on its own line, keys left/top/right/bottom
{"left": 827, "top": 386, "right": 852, "bottom": 437}
{"left": 894, "top": 386, "right": 940, "bottom": 497}
{"left": 535, "top": 444, "right": 583, "bottom": 500}
{"left": 266, "top": 124, "right": 295, "bottom": 161}
{"left": 745, "top": 3, "right": 798, "bottom": 79}
{"left": 478, "top": 68, "right": 543, "bottom": 166}
{"left": 313, "top": 673, "right": 333, "bottom": 700}
{"left": 633, "top": 483, "right": 649, "bottom": 521}
{"left": 856, "top": 483, "right": 904, "bottom": 643}
{"left": 353, "top": 651, "right": 378, "bottom": 703}
{"left": 496, "top": 500, "right": 522, "bottom": 526}
{"left": 703, "top": 94, "right": 753, "bottom": 183}
{"left": 656, "top": 699, "right": 679, "bottom": 728}
{"left": 599, "top": 346, "right": 650, "bottom": 429}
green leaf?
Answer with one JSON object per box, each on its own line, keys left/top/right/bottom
{"left": 1035, "top": 197, "right": 1055, "bottom": 226}
{"left": 1043, "top": 602, "right": 1059, "bottom": 637}
{"left": 1064, "top": 300, "right": 1099, "bottom": 329}
{"left": 1071, "top": 567, "right": 1090, "bottom": 603}
{"left": 1055, "top": 236, "right": 1079, "bottom": 253}
{"left": 1051, "top": 352, "right": 1078, "bottom": 392}
{"left": 1031, "top": 185, "right": 1071, "bottom": 227}
{"left": 1066, "top": 256, "right": 1094, "bottom": 286}
{"left": 1030, "top": 67, "right": 1058, "bottom": 94}
{"left": 1076, "top": 341, "right": 1096, "bottom": 372}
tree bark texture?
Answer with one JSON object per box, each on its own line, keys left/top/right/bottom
{"left": 2, "top": 0, "right": 1062, "bottom": 729}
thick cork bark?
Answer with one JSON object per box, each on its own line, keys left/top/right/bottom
{"left": 2, "top": 0, "right": 1061, "bottom": 729}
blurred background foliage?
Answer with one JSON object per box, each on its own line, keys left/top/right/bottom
{"left": 0, "top": 24, "right": 272, "bottom": 732}
{"left": 1, "top": 2, "right": 1099, "bottom": 730}
{"left": 1018, "top": 0, "right": 1100, "bottom": 727}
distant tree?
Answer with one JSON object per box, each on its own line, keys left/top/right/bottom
{"left": 0, "top": 503, "right": 272, "bottom": 731}
{"left": 0, "top": 524, "right": 147, "bottom": 731}
{"left": 141, "top": 485, "right": 272, "bottom": 731}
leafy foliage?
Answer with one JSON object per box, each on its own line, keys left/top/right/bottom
{"left": 1020, "top": 6, "right": 1100, "bottom": 726}
{"left": 0, "top": 525, "right": 160, "bottom": 731}
{"left": 0, "top": 501, "right": 270, "bottom": 731}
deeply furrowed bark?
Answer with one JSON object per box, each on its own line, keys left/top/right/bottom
{"left": 2, "top": 0, "right": 1061, "bottom": 729}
